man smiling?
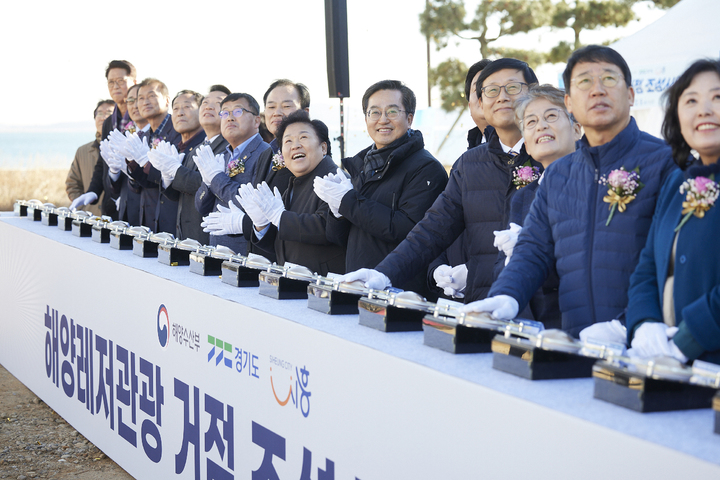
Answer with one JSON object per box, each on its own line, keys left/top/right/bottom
{"left": 194, "top": 93, "right": 269, "bottom": 254}
{"left": 462, "top": 46, "right": 677, "bottom": 339}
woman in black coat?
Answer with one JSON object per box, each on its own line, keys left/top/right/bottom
{"left": 238, "top": 111, "right": 346, "bottom": 276}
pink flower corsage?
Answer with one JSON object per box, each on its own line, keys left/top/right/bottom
{"left": 598, "top": 166, "right": 643, "bottom": 226}
{"left": 675, "top": 174, "right": 718, "bottom": 232}
{"left": 512, "top": 161, "right": 540, "bottom": 189}
{"left": 227, "top": 155, "right": 246, "bottom": 177}
{"left": 271, "top": 153, "right": 285, "bottom": 171}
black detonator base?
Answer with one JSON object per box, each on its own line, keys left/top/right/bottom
{"left": 491, "top": 335, "right": 597, "bottom": 380}
{"left": 221, "top": 261, "right": 260, "bottom": 287}
{"left": 357, "top": 297, "right": 425, "bottom": 332}
{"left": 58, "top": 216, "right": 73, "bottom": 231}
{"left": 14, "top": 203, "right": 28, "bottom": 217}
{"left": 110, "top": 232, "right": 133, "bottom": 250}
{"left": 158, "top": 244, "right": 190, "bottom": 266}
{"left": 71, "top": 220, "right": 92, "bottom": 238}
{"left": 422, "top": 316, "right": 494, "bottom": 354}
{"left": 133, "top": 238, "right": 159, "bottom": 258}
{"left": 28, "top": 206, "right": 43, "bottom": 221}
{"left": 41, "top": 211, "right": 58, "bottom": 226}
{"left": 307, "top": 284, "right": 360, "bottom": 315}
{"left": 592, "top": 361, "right": 717, "bottom": 412}
{"left": 91, "top": 224, "right": 110, "bottom": 243}
{"left": 189, "top": 252, "right": 224, "bottom": 276}
{"left": 258, "top": 272, "right": 308, "bottom": 300}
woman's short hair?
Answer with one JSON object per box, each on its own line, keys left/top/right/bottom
{"left": 513, "top": 84, "right": 575, "bottom": 130}
{"left": 275, "top": 110, "right": 332, "bottom": 158}
{"left": 662, "top": 58, "right": 720, "bottom": 168}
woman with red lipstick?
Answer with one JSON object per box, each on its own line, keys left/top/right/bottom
{"left": 626, "top": 59, "right": 720, "bottom": 364}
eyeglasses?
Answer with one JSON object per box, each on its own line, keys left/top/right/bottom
{"left": 571, "top": 72, "right": 624, "bottom": 91}
{"left": 366, "top": 108, "right": 405, "bottom": 121}
{"left": 107, "top": 79, "right": 129, "bottom": 88}
{"left": 481, "top": 82, "right": 527, "bottom": 98}
{"left": 126, "top": 98, "right": 136, "bottom": 105}
{"left": 219, "top": 108, "right": 257, "bottom": 119}
{"left": 523, "top": 108, "right": 566, "bottom": 130}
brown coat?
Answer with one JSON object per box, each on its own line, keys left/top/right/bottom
{"left": 65, "top": 140, "right": 104, "bottom": 216}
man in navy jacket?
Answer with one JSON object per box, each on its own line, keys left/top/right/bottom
{"left": 461, "top": 45, "right": 677, "bottom": 337}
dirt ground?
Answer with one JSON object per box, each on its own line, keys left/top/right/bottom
{"left": 0, "top": 364, "right": 134, "bottom": 480}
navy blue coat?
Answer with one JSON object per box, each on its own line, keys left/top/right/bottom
{"left": 375, "top": 129, "right": 540, "bottom": 300}
{"left": 195, "top": 134, "right": 270, "bottom": 254}
{"left": 489, "top": 118, "right": 677, "bottom": 337}
{"left": 627, "top": 161, "right": 720, "bottom": 363}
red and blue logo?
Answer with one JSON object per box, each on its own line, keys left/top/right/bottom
{"left": 157, "top": 304, "right": 169, "bottom": 349}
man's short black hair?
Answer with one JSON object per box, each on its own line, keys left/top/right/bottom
{"left": 475, "top": 58, "right": 538, "bottom": 96}
{"left": 562, "top": 45, "right": 632, "bottom": 93}
{"left": 172, "top": 89, "right": 203, "bottom": 108}
{"left": 465, "top": 59, "right": 492, "bottom": 100}
{"left": 361, "top": 80, "right": 416, "bottom": 116}
{"left": 221, "top": 93, "right": 261, "bottom": 116}
{"left": 105, "top": 60, "right": 136, "bottom": 79}
{"left": 262, "top": 79, "right": 311, "bottom": 109}
{"left": 93, "top": 99, "right": 115, "bottom": 118}
{"left": 138, "top": 78, "right": 169, "bottom": 98}
{"left": 275, "top": 110, "right": 332, "bottom": 158}
{"left": 209, "top": 84, "right": 231, "bottom": 96}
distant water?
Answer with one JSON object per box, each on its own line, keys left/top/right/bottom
{"left": 0, "top": 131, "right": 96, "bottom": 169}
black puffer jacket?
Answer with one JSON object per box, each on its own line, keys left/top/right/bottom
{"left": 326, "top": 130, "right": 448, "bottom": 295}
{"left": 252, "top": 156, "right": 346, "bottom": 276}
{"left": 375, "top": 129, "right": 542, "bottom": 301}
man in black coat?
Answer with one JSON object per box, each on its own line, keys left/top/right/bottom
{"left": 150, "top": 85, "right": 230, "bottom": 243}
{"left": 339, "top": 60, "right": 542, "bottom": 302}
{"left": 70, "top": 60, "right": 138, "bottom": 218}
{"left": 315, "top": 80, "right": 448, "bottom": 295}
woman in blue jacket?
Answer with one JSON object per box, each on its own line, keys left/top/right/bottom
{"left": 626, "top": 59, "right": 720, "bottom": 364}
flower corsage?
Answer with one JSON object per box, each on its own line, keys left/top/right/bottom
{"left": 675, "top": 174, "right": 718, "bottom": 232}
{"left": 271, "top": 152, "right": 285, "bottom": 171}
{"left": 227, "top": 155, "right": 246, "bottom": 177}
{"left": 124, "top": 121, "right": 136, "bottom": 135}
{"left": 152, "top": 137, "right": 163, "bottom": 149}
{"left": 599, "top": 167, "right": 643, "bottom": 226}
{"left": 512, "top": 161, "right": 540, "bottom": 189}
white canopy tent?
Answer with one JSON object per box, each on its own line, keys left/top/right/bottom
{"left": 611, "top": 0, "right": 720, "bottom": 138}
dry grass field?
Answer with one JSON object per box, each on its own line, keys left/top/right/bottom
{"left": 0, "top": 169, "right": 70, "bottom": 212}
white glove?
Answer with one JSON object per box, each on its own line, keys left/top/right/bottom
{"left": 236, "top": 184, "right": 269, "bottom": 228}
{"left": 201, "top": 203, "right": 245, "bottom": 236}
{"left": 579, "top": 319, "right": 627, "bottom": 345}
{"left": 628, "top": 322, "right": 688, "bottom": 362}
{"left": 433, "top": 264, "right": 468, "bottom": 298}
{"left": 99, "top": 139, "right": 125, "bottom": 176}
{"left": 254, "top": 182, "right": 285, "bottom": 228}
{"left": 193, "top": 145, "right": 225, "bottom": 186}
{"left": 69, "top": 192, "right": 98, "bottom": 210}
{"left": 493, "top": 222, "right": 522, "bottom": 266}
{"left": 337, "top": 268, "right": 392, "bottom": 290}
{"left": 117, "top": 131, "right": 150, "bottom": 167}
{"left": 148, "top": 142, "right": 184, "bottom": 188}
{"left": 458, "top": 294, "right": 519, "bottom": 321}
{"left": 313, "top": 174, "right": 353, "bottom": 218}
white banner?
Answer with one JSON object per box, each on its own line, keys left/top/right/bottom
{"left": 1, "top": 217, "right": 719, "bottom": 479}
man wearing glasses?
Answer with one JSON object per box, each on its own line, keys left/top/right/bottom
{"left": 194, "top": 93, "right": 269, "bottom": 254}
{"left": 314, "top": 80, "right": 447, "bottom": 295}
{"left": 462, "top": 45, "right": 677, "bottom": 342}
{"left": 338, "top": 60, "right": 542, "bottom": 303}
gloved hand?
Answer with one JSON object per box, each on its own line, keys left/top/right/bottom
{"left": 313, "top": 174, "right": 353, "bottom": 218}
{"left": 337, "top": 268, "right": 392, "bottom": 290}
{"left": 107, "top": 129, "right": 129, "bottom": 155}
{"left": 193, "top": 145, "right": 225, "bottom": 186}
{"left": 201, "top": 203, "right": 245, "bottom": 236}
{"left": 253, "top": 182, "right": 285, "bottom": 228}
{"left": 458, "top": 295, "right": 519, "bottom": 321}
{"left": 493, "top": 222, "right": 522, "bottom": 266}
{"left": 69, "top": 192, "right": 98, "bottom": 210}
{"left": 236, "top": 184, "right": 269, "bottom": 228}
{"left": 117, "top": 131, "right": 150, "bottom": 167}
{"left": 148, "top": 141, "right": 184, "bottom": 188}
{"left": 433, "top": 264, "right": 468, "bottom": 298}
{"left": 579, "top": 319, "right": 627, "bottom": 345}
{"left": 99, "top": 139, "right": 125, "bottom": 176}
{"left": 628, "top": 322, "right": 688, "bottom": 362}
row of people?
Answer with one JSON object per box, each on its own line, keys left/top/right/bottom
{"left": 66, "top": 47, "right": 719, "bottom": 364}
